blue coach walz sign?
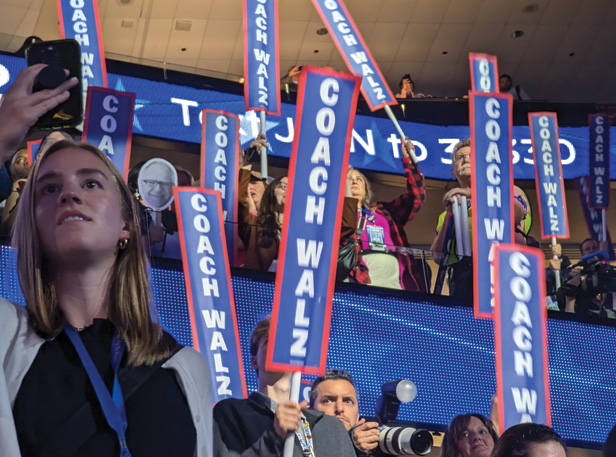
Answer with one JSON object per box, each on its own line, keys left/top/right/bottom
{"left": 0, "top": 54, "right": 613, "bottom": 181}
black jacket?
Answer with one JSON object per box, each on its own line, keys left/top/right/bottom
{"left": 214, "top": 392, "right": 356, "bottom": 457}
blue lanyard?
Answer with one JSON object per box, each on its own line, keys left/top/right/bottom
{"left": 65, "top": 326, "right": 132, "bottom": 457}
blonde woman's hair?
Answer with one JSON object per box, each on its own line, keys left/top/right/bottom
{"left": 348, "top": 166, "right": 373, "bottom": 208}
{"left": 12, "top": 140, "right": 173, "bottom": 366}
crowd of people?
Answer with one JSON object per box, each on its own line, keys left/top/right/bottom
{"left": 0, "top": 79, "right": 613, "bottom": 318}
{"left": 0, "top": 60, "right": 613, "bottom": 457}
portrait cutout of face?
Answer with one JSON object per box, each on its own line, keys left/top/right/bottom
{"left": 137, "top": 158, "right": 178, "bottom": 211}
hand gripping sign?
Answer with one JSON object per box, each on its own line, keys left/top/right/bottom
{"left": 469, "top": 53, "right": 499, "bottom": 93}
{"left": 57, "top": 0, "right": 108, "bottom": 93}
{"left": 200, "top": 109, "right": 240, "bottom": 265}
{"left": 588, "top": 114, "right": 610, "bottom": 210}
{"left": 243, "top": 0, "right": 280, "bottom": 115}
{"left": 174, "top": 187, "right": 247, "bottom": 402}
{"left": 494, "top": 244, "right": 551, "bottom": 430}
{"left": 310, "top": 0, "right": 395, "bottom": 112}
{"left": 529, "top": 113, "right": 569, "bottom": 239}
{"left": 266, "top": 67, "right": 361, "bottom": 376}
{"left": 83, "top": 87, "right": 135, "bottom": 181}
{"left": 470, "top": 92, "right": 515, "bottom": 318}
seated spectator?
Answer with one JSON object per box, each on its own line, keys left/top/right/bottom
{"left": 499, "top": 74, "right": 531, "bottom": 101}
{"left": 491, "top": 423, "right": 566, "bottom": 457}
{"left": 1, "top": 148, "right": 31, "bottom": 236}
{"left": 310, "top": 369, "right": 380, "bottom": 455}
{"left": 342, "top": 138, "right": 427, "bottom": 292}
{"left": 213, "top": 318, "right": 355, "bottom": 457}
{"left": 440, "top": 413, "right": 498, "bottom": 457}
{"left": 244, "top": 175, "right": 287, "bottom": 271}
{"left": 395, "top": 74, "right": 426, "bottom": 99}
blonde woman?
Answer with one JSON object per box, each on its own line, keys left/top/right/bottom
{"left": 0, "top": 67, "right": 212, "bottom": 456}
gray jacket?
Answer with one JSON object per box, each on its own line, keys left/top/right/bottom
{"left": 0, "top": 297, "right": 213, "bottom": 457}
{"left": 214, "top": 392, "right": 357, "bottom": 457}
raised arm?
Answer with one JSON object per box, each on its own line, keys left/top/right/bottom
{"left": 377, "top": 138, "right": 425, "bottom": 227}
{"left": 0, "top": 64, "right": 78, "bottom": 163}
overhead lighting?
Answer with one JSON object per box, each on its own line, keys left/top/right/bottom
{"left": 511, "top": 30, "right": 525, "bottom": 38}
{"left": 316, "top": 27, "right": 328, "bottom": 36}
{"left": 522, "top": 3, "right": 539, "bottom": 14}
{"left": 175, "top": 20, "right": 192, "bottom": 32}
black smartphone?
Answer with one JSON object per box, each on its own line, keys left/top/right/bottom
{"left": 25, "top": 39, "right": 83, "bottom": 129}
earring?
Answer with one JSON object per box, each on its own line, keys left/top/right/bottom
{"left": 119, "top": 238, "right": 129, "bottom": 250}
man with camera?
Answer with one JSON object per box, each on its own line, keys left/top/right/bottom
{"left": 310, "top": 369, "right": 380, "bottom": 456}
{"left": 560, "top": 238, "right": 616, "bottom": 318}
{"left": 214, "top": 319, "right": 355, "bottom": 457}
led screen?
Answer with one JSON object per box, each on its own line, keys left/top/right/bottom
{"left": 1, "top": 246, "right": 613, "bottom": 448}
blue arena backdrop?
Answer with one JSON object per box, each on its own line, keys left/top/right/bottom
{"left": 0, "top": 245, "right": 614, "bottom": 449}
{"left": 0, "top": 53, "right": 614, "bottom": 181}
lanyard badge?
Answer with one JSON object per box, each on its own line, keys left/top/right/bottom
{"left": 295, "top": 417, "right": 315, "bottom": 457}
{"left": 65, "top": 326, "right": 131, "bottom": 457}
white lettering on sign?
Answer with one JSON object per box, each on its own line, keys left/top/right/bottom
{"left": 508, "top": 252, "right": 538, "bottom": 423}
{"left": 252, "top": 0, "right": 270, "bottom": 106}
{"left": 482, "top": 97, "right": 507, "bottom": 309}
{"left": 320, "top": 1, "right": 386, "bottom": 102}
{"left": 591, "top": 116, "right": 607, "bottom": 205}
{"left": 97, "top": 94, "right": 120, "bottom": 156}
{"left": 289, "top": 77, "right": 341, "bottom": 360}
{"left": 67, "top": 0, "right": 96, "bottom": 92}
{"left": 189, "top": 193, "right": 233, "bottom": 396}
{"left": 536, "top": 115, "right": 560, "bottom": 233}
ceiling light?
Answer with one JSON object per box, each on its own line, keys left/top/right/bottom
{"left": 522, "top": 3, "right": 539, "bottom": 14}
{"left": 316, "top": 27, "right": 328, "bottom": 36}
{"left": 175, "top": 20, "right": 192, "bottom": 32}
{"left": 117, "top": 0, "right": 133, "bottom": 4}
{"left": 511, "top": 30, "right": 525, "bottom": 38}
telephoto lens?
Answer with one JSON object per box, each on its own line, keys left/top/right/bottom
{"left": 378, "top": 425, "right": 433, "bottom": 456}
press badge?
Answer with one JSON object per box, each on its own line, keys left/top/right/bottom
{"left": 367, "top": 225, "right": 386, "bottom": 251}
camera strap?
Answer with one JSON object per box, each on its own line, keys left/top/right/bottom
{"left": 64, "top": 326, "right": 132, "bottom": 457}
{"left": 295, "top": 416, "right": 315, "bottom": 457}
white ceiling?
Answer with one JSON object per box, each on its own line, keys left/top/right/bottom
{"left": 1, "top": 0, "right": 615, "bottom": 103}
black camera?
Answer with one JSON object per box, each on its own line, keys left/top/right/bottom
{"left": 560, "top": 250, "right": 616, "bottom": 297}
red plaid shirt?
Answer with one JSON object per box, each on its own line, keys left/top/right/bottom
{"left": 348, "top": 156, "right": 427, "bottom": 291}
